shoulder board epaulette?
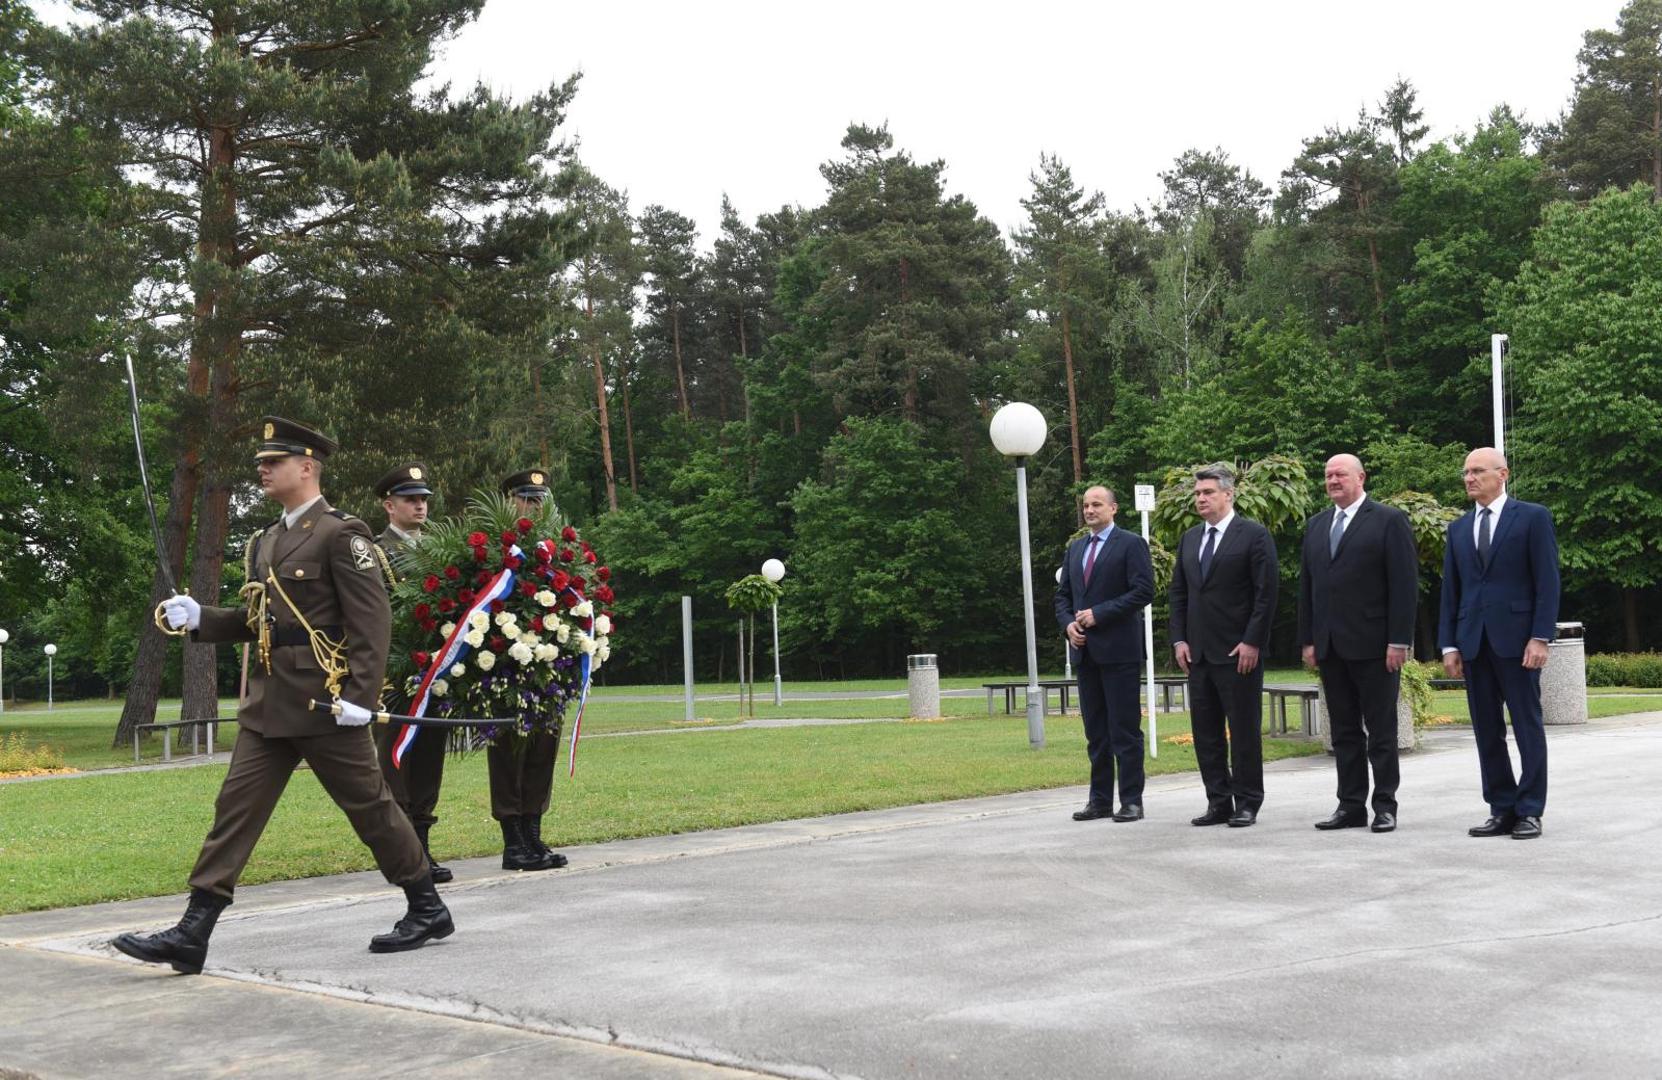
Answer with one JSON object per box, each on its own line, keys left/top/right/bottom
{"left": 327, "top": 509, "right": 355, "bottom": 521}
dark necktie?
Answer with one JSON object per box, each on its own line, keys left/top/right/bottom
{"left": 1477, "top": 507, "right": 1492, "bottom": 568}
{"left": 1199, "top": 526, "right": 1218, "bottom": 579}
{"left": 1082, "top": 534, "right": 1102, "bottom": 585}
{"left": 1329, "top": 508, "right": 1347, "bottom": 558}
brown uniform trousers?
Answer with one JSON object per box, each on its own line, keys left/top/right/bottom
{"left": 189, "top": 499, "right": 424, "bottom": 899}
{"left": 487, "top": 724, "right": 562, "bottom": 820}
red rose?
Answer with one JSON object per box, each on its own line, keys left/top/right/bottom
{"left": 489, "top": 634, "right": 508, "bottom": 652}
{"left": 476, "top": 570, "right": 492, "bottom": 586}
{"left": 467, "top": 531, "right": 488, "bottom": 548}
{"left": 596, "top": 585, "right": 615, "bottom": 603}
{"left": 551, "top": 571, "right": 570, "bottom": 591}
{"left": 584, "top": 550, "right": 597, "bottom": 564}
{"left": 561, "top": 592, "right": 578, "bottom": 609}
{"left": 422, "top": 574, "right": 440, "bottom": 593}
{"left": 570, "top": 579, "right": 585, "bottom": 594}
{"left": 443, "top": 565, "right": 461, "bottom": 581}
{"left": 531, "top": 616, "right": 544, "bottom": 632}
{"left": 413, "top": 603, "right": 432, "bottom": 621}
{"left": 472, "top": 545, "right": 489, "bottom": 563}
{"left": 561, "top": 525, "right": 577, "bottom": 542}
{"left": 500, "top": 530, "right": 517, "bottom": 546}
{"left": 581, "top": 541, "right": 593, "bottom": 553}
{"left": 535, "top": 541, "right": 553, "bottom": 563}
{"left": 597, "top": 566, "right": 611, "bottom": 581}
{"left": 560, "top": 548, "right": 574, "bottom": 562}
{"left": 420, "top": 619, "right": 438, "bottom": 634}
{"left": 516, "top": 517, "right": 534, "bottom": 534}
{"left": 503, "top": 555, "right": 523, "bottom": 570}
{"left": 489, "top": 600, "right": 505, "bottom": 614}
{"left": 412, "top": 650, "right": 431, "bottom": 667}
{"left": 519, "top": 579, "right": 537, "bottom": 596}
{"left": 438, "top": 597, "right": 456, "bottom": 613}
{"left": 458, "top": 588, "right": 475, "bottom": 605}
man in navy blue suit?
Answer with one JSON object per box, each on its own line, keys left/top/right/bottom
{"left": 1055, "top": 486, "right": 1155, "bottom": 822}
{"left": 1438, "top": 447, "right": 1560, "bottom": 840}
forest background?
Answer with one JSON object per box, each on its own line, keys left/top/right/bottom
{"left": 2, "top": 0, "right": 1660, "bottom": 738}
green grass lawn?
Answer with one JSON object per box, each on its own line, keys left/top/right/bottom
{"left": 0, "top": 710, "right": 1321, "bottom": 914}
{"left": 1424, "top": 690, "right": 1662, "bottom": 724}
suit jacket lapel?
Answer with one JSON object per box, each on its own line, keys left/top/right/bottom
{"left": 271, "top": 500, "right": 330, "bottom": 567}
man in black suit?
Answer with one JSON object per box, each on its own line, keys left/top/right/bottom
{"left": 1169, "top": 465, "right": 1278, "bottom": 827}
{"left": 1297, "top": 454, "right": 1419, "bottom": 834}
{"left": 1439, "top": 447, "right": 1560, "bottom": 840}
{"left": 1055, "top": 486, "right": 1156, "bottom": 822}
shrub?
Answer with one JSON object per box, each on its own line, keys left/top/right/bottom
{"left": 1584, "top": 653, "right": 1662, "bottom": 688}
{"left": 0, "top": 732, "right": 68, "bottom": 775}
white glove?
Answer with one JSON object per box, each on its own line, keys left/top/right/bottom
{"left": 162, "top": 595, "right": 201, "bottom": 631}
{"left": 335, "top": 700, "right": 374, "bottom": 727}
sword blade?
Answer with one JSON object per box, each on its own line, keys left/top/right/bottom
{"left": 306, "top": 699, "right": 513, "bottom": 728}
{"left": 123, "top": 352, "right": 177, "bottom": 596}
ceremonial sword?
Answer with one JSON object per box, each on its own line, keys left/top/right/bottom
{"left": 307, "top": 699, "right": 515, "bottom": 728}
{"left": 123, "top": 352, "right": 187, "bottom": 637}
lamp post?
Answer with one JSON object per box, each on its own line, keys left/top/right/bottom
{"left": 0, "top": 627, "right": 8, "bottom": 715}
{"left": 761, "top": 558, "right": 786, "bottom": 706}
{"left": 1054, "top": 568, "right": 1071, "bottom": 681}
{"left": 990, "top": 402, "right": 1048, "bottom": 749}
{"left": 44, "top": 643, "right": 57, "bottom": 711}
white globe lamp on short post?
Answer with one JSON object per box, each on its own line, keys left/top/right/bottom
{"left": 989, "top": 402, "right": 1048, "bottom": 748}
{"left": 44, "top": 643, "right": 58, "bottom": 711}
{"left": 761, "top": 559, "right": 786, "bottom": 706}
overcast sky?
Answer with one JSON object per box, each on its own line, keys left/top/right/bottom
{"left": 426, "top": 0, "right": 1625, "bottom": 244}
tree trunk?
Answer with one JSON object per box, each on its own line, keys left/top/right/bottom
{"left": 583, "top": 253, "right": 618, "bottom": 512}
{"left": 1061, "top": 307, "right": 1082, "bottom": 484}
{"left": 114, "top": 459, "right": 196, "bottom": 746}
{"left": 619, "top": 345, "right": 639, "bottom": 493}
{"left": 671, "top": 303, "right": 691, "bottom": 420}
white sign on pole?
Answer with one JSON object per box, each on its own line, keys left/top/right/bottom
{"left": 1133, "top": 484, "right": 1156, "bottom": 513}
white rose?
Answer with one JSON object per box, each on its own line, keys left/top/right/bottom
{"left": 572, "top": 601, "right": 594, "bottom": 618}
{"left": 594, "top": 614, "right": 612, "bottom": 635}
{"left": 535, "top": 589, "right": 557, "bottom": 608}
{"left": 509, "top": 642, "right": 533, "bottom": 664}
{"left": 430, "top": 678, "right": 449, "bottom": 697}
{"left": 534, "top": 643, "right": 558, "bottom": 662}
{"left": 494, "top": 610, "right": 517, "bottom": 628}
{"left": 575, "top": 632, "right": 597, "bottom": 655}
{"left": 450, "top": 662, "right": 466, "bottom": 678}
{"left": 475, "top": 651, "right": 496, "bottom": 671}
{"left": 517, "top": 627, "right": 540, "bottom": 644}
{"left": 555, "top": 623, "right": 570, "bottom": 643}
{"left": 598, "top": 641, "right": 610, "bottom": 663}
{"left": 440, "top": 622, "right": 456, "bottom": 639}
{"left": 464, "top": 629, "right": 485, "bottom": 648}
{"left": 468, "top": 610, "right": 490, "bottom": 632}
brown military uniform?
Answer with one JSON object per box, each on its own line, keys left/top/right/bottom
{"left": 188, "top": 499, "right": 425, "bottom": 899}
{"left": 372, "top": 526, "right": 449, "bottom": 829}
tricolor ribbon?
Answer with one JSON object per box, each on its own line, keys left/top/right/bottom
{"left": 392, "top": 562, "right": 518, "bottom": 768}
{"left": 564, "top": 583, "right": 594, "bottom": 778}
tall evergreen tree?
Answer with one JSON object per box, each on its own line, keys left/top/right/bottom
{"left": 637, "top": 204, "right": 701, "bottom": 422}
{"left": 1545, "top": 0, "right": 1662, "bottom": 199}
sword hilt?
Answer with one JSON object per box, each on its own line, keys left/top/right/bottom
{"left": 306, "top": 698, "right": 394, "bottom": 724}
{"left": 153, "top": 590, "right": 190, "bottom": 638}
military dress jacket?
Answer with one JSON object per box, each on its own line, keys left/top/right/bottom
{"left": 195, "top": 499, "right": 393, "bottom": 737}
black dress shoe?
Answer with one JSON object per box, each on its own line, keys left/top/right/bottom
{"left": 1112, "top": 803, "right": 1144, "bottom": 822}
{"left": 1072, "top": 804, "right": 1112, "bottom": 821}
{"left": 1468, "top": 814, "right": 1518, "bottom": 837}
{"left": 1511, "top": 816, "right": 1542, "bottom": 840}
{"left": 1227, "top": 808, "right": 1258, "bottom": 828}
{"left": 1191, "top": 808, "right": 1233, "bottom": 826}
{"left": 1370, "top": 812, "right": 1397, "bottom": 833}
{"left": 1314, "top": 809, "right": 1368, "bottom": 831}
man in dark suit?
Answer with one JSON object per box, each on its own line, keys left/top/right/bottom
{"left": 1169, "top": 464, "right": 1278, "bottom": 827}
{"left": 1438, "top": 447, "right": 1560, "bottom": 840}
{"left": 1054, "top": 486, "right": 1156, "bottom": 822}
{"left": 1297, "top": 454, "right": 1418, "bottom": 834}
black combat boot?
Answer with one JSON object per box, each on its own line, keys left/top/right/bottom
{"left": 500, "top": 815, "right": 555, "bottom": 871}
{"left": 413, "top": 821, "right": 453, "bottom": 883}
{"left": 522, "top": 814, "right": 569, "bottom": 868}
{"left": 368, "top": 877, "right": 455, "bottom": 953}
{"left": 110, "top": 889, "right": 230, "bottom": 975}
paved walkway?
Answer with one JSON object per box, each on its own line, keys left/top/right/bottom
{"left": 5, "top": 715, "right": 1662, "bottom": 1079}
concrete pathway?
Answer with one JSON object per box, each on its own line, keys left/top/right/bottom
{"left": 5, "top": 716, "right": 1662, "bottom": 1079}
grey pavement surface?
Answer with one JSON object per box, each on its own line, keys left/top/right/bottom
{"left": 5, "top": 715, "right": 1662, "bottom": 1079}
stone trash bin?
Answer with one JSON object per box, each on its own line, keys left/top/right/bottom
{"left": 1315, "top": 679, "right": 1419, "bottom": 754}
{"left": 907, "top": 654, "right": 940, "bottom": 720}
{"left": 1543, "top": 621, "right": 1588, "bottom": 726}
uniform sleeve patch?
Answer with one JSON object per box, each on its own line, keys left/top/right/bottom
{"left": 350, "top": 535, "right": 375, "bottom": 571}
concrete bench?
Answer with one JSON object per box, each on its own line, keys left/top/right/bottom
{"left": 133, "top": 718, "right": 223, "bottom": 763}
{"left": 1263, "top": 683, "right": 1320, "bottom": 737}
{"left": 983, "top": 680, "right": 1075, "bottom": 716}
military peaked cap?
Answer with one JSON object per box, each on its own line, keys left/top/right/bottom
{"left": 501, "top": 468, "right": 552, "bottom": 499}
{"left": 374, "top": 462, "right": 434, "bottom": 498}
{"left": 254, "top": 416, "right": 338, "bottom": 462}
